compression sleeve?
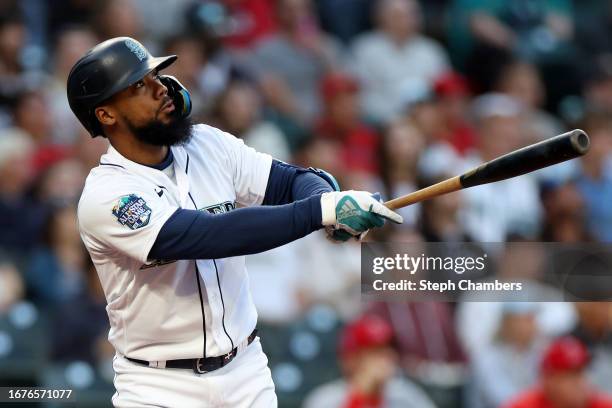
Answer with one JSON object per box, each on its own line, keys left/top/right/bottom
{"left": 148, "top": 195, "right": 323, "bottom": 260}
{"left": 262, "top": 160, "right": 334, "bottom": 205}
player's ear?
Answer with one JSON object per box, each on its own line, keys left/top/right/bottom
{"left": 95, "top": 105, "right": 117, "bottom": 126}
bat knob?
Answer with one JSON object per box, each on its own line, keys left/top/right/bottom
{"left": 569, "top": 129, "right": 590, "bottom": 155}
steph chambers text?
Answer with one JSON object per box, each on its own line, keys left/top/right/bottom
{"left": 372, "top": 279, "right": 523, "bottom": 292}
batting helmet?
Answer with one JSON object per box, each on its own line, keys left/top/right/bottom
{"left": 67, "top": 37, "right": 178, "bottom": 137}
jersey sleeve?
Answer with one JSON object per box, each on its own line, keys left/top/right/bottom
{"left": 78, "top": 179, "right": 179, "bottom": 263}
{"left": 213, "top": 127, "right": 273, "bottom": 207}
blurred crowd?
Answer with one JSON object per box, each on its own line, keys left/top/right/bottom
{"left": 1, "top": 0, "right": 612, "bottom": 407}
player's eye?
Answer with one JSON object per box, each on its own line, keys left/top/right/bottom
{"left": 134, "top": 80, "right": 145, "bottom": 89}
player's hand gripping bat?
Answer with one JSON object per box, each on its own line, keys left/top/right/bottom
{"left": 384, "top": 129, "right": 590, "bottom": 210}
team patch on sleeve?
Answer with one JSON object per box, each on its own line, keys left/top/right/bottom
{"left": 112, "top": 194, "right": 152, "bottom": 230}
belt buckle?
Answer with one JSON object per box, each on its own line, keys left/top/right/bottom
{"left": 222, "top": 350, "right": 235, "bottom": 366}
{"left": 193, "top": 358, "right": 208, "bottom": 374}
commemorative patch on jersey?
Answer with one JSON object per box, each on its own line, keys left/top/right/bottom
{"left": 112, "top": 194, "right": 152, "bottom": 230}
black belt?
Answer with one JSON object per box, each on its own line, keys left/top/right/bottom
{"left": 126, "top": 329, "right": 258, "bottom": 374}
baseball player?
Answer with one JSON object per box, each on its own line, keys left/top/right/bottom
{"left": 67, "top": 37, "right": 402, "bottom": 408}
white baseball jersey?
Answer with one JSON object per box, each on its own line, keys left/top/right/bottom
{"left": 78, "top": 124, "right": 272, "bottom": 361}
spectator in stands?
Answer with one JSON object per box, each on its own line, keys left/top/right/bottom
{"left": 380, "top": 120, "right": 425, "bottom": 228}
{"left": 460, "top": 93, "right": 542, "bottom": 241}
{"left": 0, "top": 13, "right": 31, "bottom": 106}
{"left": 251, "top": 0, "right": 342, "bottom": 123}
{"left": 72, "top": 127, "right": 110, "bottom": 172}
{"left": 447, "top": 0, "right": 573, "bottom": 70}
{"left": 130, "top": 0, "right": 193, "bottom": 43}
{"left": 47, "top": 0, "right": 99, "bottom": 39}
{"left": 433, "top": 71, "right": 477, "bottom": 155}
{"left": 218, "top": 0, "right": 278, "bottom": 51}
{"left": 367, "top": 301, "right": 467, "bottom": 408}
{"left": 0, "top": 130, "right": 46, "bottom": 253}
{"left": 457, "top": 245, "right": 576, "bottom": 359}
{"left": 249, "top": 220, "right": 362, "bottom": 324}
{"left": 494, "top": 60, "right": 564, "bottom": 142}
{"left": 92, "top": 0, "right": 144, "bottom": 46}
{"left": 574, "top": 1, "right": 612, "bottom": 58}
{"left": 303, "top": 315, "right": 437, "bottom": 408}
{"left": 25, "top": 205, "right": 87, "bottom": 307}
{"left": 582, "top": 56, "right": 612, "bottom": 115}
{"left": 351, "top": 0, "right": 449, "bottom": 123}
{"left": 295, "top": 136, "right": 345, "bottom": 186}
{"left": 0, "top": 260, "right": 24, "bottom": 314}
{"left": 540, "top": 181, "right": 592, "bottom": 242}
{"left": 470, "top": 303, "right": 548, "bottom": 408}
{"left": 163, "top": 34, "right": 213, "bottom": 119}
{"left": 397, "top": 78, "right": 444, "bottom": 145}
{"left": 575, "top": 112, "right": 612, "bottom": 242}
{"left": 316, "top": 72, "right": 380, "bottom": 179}
{"left": 12, "top": 90, "right": 54, "bottom": 146}
{"left": 51, "top": 257, "right": 109, "bottom": 364}
{"left": 314, "top": 0, "right": 372, "bottom": 44}
{"left": 209, "top": 79, "right": 290, "bottom": 160}
{"left": 45, "top": 27, "right": 97, "bottom": 145}
{"left": 246, "top": 236, "right": 309, "bottom": 324}
{"left": 570, "top": 303, "right": 612, "bottom": 394}
{"left": 418, "top": 175, "right": 468, "bottom": 242}
{"left": 504, "top": 337, "right": 612, "bottom": 408}
{"left": 34, "top": 156, "right": 87, "bottom": 206}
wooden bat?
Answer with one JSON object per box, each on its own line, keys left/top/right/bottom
{"left": 384, "top": 129, "right": 590, "bottom": 210}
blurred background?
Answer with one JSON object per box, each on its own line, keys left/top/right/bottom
{"left": 1, "top": 0, "right": 612, "bottom": 407}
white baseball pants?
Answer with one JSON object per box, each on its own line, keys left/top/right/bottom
{"left": 111, "top": 338, "right": 277, "bottom": 407}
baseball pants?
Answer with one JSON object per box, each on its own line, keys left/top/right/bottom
{"left": 111, "top": 338, "right": 277, "bottom": 407}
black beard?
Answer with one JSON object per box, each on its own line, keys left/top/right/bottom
{"left": 125, "top": 113, "right": 193, "bottom": 147}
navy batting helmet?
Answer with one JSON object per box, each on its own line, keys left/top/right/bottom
{"left": 67, "top": 37, "right": 180, "bottom": 137}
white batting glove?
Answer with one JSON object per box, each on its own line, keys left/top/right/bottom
{"left": 320, "top": 191, "right": 403, "bottom": 242}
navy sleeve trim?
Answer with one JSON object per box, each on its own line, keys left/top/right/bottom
{"left": 148, "top": 195, "right": 323, "bottom": 260}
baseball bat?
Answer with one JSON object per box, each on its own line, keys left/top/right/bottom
{"left": 384, "top": 129, "right": 590, "bottom": 210}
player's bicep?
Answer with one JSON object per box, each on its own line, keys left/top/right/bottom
{"left": 216, "top": 129, "right": 273, "bottom": 206}
{"left": 78, "top": 189, "right": 178, "bottom": 263}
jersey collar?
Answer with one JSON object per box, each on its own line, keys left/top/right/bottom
{"left": 101, "top": 144, "right": 173, "bottom": 172}
{"left": 100, "top": 144, "right": 191, "bottom": 207}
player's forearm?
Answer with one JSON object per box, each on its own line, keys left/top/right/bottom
{"left": 148, "top": 196, "right": 323, "bottom": 260}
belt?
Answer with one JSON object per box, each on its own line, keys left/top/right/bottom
{"left": 125, "top": 329, "right": 258, "bottom": 374}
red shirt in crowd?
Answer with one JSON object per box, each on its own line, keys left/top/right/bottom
{"left": 343, "top": 392, "right": 383, "bottom": 408}
{"left": 221, "top": 0, "right": 277, "bottom": 49}
{"left": 505, "top": 389, "right": 612, "bottom": 408}
{"left": 445, "top": 122, "right": 476, "bottom": 155}
{"left": 316, "top": 119, "right": 380, "bottom": 175}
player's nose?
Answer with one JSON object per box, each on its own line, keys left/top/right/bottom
{"left": 153, "top": 77, "right": 168, "bottom": 100}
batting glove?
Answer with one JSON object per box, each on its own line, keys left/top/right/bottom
{"left": 320, "top": 191, "right": 403, "bottom": 242}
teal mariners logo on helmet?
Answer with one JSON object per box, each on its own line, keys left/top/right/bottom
{"left": 124, "top": 38, "right": 147, "bottom": 61}
{"left": 112, "top": 194, "right": 152, "bottom": 230}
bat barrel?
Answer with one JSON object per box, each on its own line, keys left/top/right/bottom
{"left": 459, "top": 129, "right": 590, "bottom": 189}
{"left": 384, "top": 129, "right": 590, "bottom": 211}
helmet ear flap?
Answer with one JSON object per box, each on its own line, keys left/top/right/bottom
{"left": 159, "top": 75, "right": 192, "bottom": 119}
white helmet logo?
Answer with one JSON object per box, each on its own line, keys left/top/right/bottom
{"left": 124, "top": 39, "right": 147, "bottom": 61}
